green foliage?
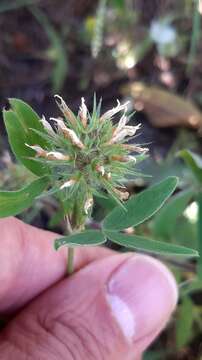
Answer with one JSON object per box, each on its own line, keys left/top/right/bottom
{"left": 31, "top": 7, "right": 68, "bottom": 92}
{"left": 48, "top": 208, "right": 64, "bottom": 228}
{"left": 112, "top": 0, "right": 125, "bottom": 9}
{"left": 180, "top": 149, "right": 202, "bottom": 279}
{"left": 174, "top": 215, "right": 197, "bottom": 250}
{"left": 0, "top": 0, "right": 38, "bottom": 13}
{"left": 153, "top": 189, "right": 194, "bottom": 238}
{"left": 2, "top": 98, "right": 198, "bottom": 260}
{"left": 180, "top": 279, "right": 202, "bottom": 297}
{"left": 0, "top": 176, "right": 49, "bottom": 217}
{"left": 179, "top": 149, "right": 202, "bottom": 184}
{"left": 105, "top": 231, "right": 198, "bottom": 257}
{"left": 55, "top": 230, "right": 106, "bottom": 249}
{"left": 55, "top": 175, "right": 197, "bottom": 258}
{"left": 53, "top": 172, "right": 198, "bottom": 257}
{"left": 91, "top": 0, "right": 107, "bottom": 58}
{"left": 176, "top": 296, "right": 194, "bottom": 349}
{"left": 3, "top": 96, "right": 147, "bottom": 222}
{"left": 187, "top": 0, "right": 201, "bottom": 74}
{"left": 103, "top": 177, "right": 178, "bottom": 231}
{"left": 3, "top": 99, "right": 49, "bottom": 176}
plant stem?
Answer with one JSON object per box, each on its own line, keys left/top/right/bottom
{"left": 67, "top": 247, "right": 74, "bottom": 275}
{"left": 186, "top": 0, "right": 201, "bottom": 74}
{"left": 65, "top": 215, "right": 75, "bottom": 276}
{"left": 64, "top": 210, "right": 86, "bottom": 276}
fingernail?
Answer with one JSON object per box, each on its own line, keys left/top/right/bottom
{"left": 106, "top": 255, "right": 178, "bottom": 342}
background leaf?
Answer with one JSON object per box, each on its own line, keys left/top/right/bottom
{"left": 105, "top": 231, "right": 199, "bottom": 257}
{"left": 176, "top": 296, "right": 194, "bottom": 349}
{"left": 179, "top": 149, "right": 202, "bottom": 183}
{"left": 180, "top": 279, "right": 202, "bottom": 298}
{"left": 31, "top": 7, "right": 68, "bottom": 92}
{"left": 103, "top": 177, "right": 178, "bottom": 231}
{"left": 55, "top": 230, "right": 106, "bottom": 249}
{"left": 3, "top": 99, "right": 50, "bottom": 176}
{"left": 153, "top": 189, "right": 194, "bottom": 238}
{"left": 125, "top": 83, "right": 202, "bottom": 129}
{"left": 0, "top": 176, "right": 49, "bottom": 217}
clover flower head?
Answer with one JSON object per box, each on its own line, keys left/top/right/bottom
{"left": 26, "top": 96, "right": 148, "bottom": 224}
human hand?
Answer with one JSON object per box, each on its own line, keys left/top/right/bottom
{"left": 0, "top": 217, "right": 177, "bottom": 360}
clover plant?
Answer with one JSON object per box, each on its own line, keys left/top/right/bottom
{"left": 1, "top": 96, "right": 198, "bottom": 274}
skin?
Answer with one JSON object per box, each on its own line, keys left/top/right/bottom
{"left": 0, "top": 217, "right": 178, "bottom": 360}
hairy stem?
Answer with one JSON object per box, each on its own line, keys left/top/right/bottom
{"left": 67, "top": 247, "right": 74, "bottom": 275}
{"left": 65, "top": 215, "right": 75, "bottom": 276}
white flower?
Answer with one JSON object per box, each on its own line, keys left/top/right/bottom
{"left": 96, "top": 165, "right": 105, "bottom": 176}
{"left": 50, "top": 117, "right": 68, "bottom": 133}
{"left": 65, "top": 128, "right": 85, "bottom": 149}
{"left": 110, "top": 124, "right": 141, "bottom": 144}
{"left": 123, "top": 144, "right": 149, "bottom": 153}
{"left": 25, "top": 144, "right": 70, "bottom": 161}
{"left": 114, "top": 188, "right": 129, "bottom": 201}
{"left": 40, "top": 115, "right": 55, "bottom": 136}
{"left": 79, "top": 97, "right": 88, "bottom": 127}
{"left": 51, "top": 118, "right": 85, "bottom": 149}
{"left": 54, "top": 95, "right": 76, "bottom": 126}
{"left": 46, "top": 151, "right": 70, "bottom": 161}
{"left": 100, "top": 100, "right": 130, "bottom": 122}
{"left": 106, "top": 172, "right": 112, "bottom": 180}
{"left": 60, "top": 179, "right": 76, "bottom": 190}
{"left": 84, "top": 197, "right": 93, "bottom": 214}
{"left": 111, "top": 155, "right": 136, "bottom": 162}
{"left": 125, "top": 155, "right": 137, "bottom": 162}
{"left": 24, "top": 95, "right": 148, "bottom": 204}
{"left": 114, "top": 113, "right": 128, "bottom": 135}
{"left": 25, "top": 144, "right": 46, "bottom": 157}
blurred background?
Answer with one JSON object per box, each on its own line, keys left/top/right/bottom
{"left": 1, "top": 0, "right": 202, "bottom": 359}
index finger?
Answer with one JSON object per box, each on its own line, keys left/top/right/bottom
{"left": 0, "top": 217, "right": 112, "bottom": 314}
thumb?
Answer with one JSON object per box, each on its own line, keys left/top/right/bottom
{"left": 1, "top": 254, "right": 178, "bottom": 360}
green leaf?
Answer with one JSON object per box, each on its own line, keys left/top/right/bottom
{"left": 105, "top": 231, "right": 199, "bottom": 257}
{"left": 153, "top": 189, "right": 194, "bottom": 238}
{"left": 103, "top": 177, "right": 178, "bottom": 231}
{"left": 180, "top": 279, "right": 202, "bottom": 297}
{"left": 174, "top": 216, "right": 197, "bottom": 250}
{"left": 9, "top": 98, "right": 43, "bottom": 133}
{"left": 0, "top": 176, "right": 49, "bottom": 217}
{"left": 55, "top": 230, "right": 106, "bottom": 250}
{"left": 95, "top": 195, "right": 117, "bottom": 211}
{"left": 176, "top": 296, "right": 193, "bottom": 349}
{"left": 179, "top": 149, "right": 202, "bottom": 183}
{"left": 3, "top": 99, "right": 50, "bottom": 176}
